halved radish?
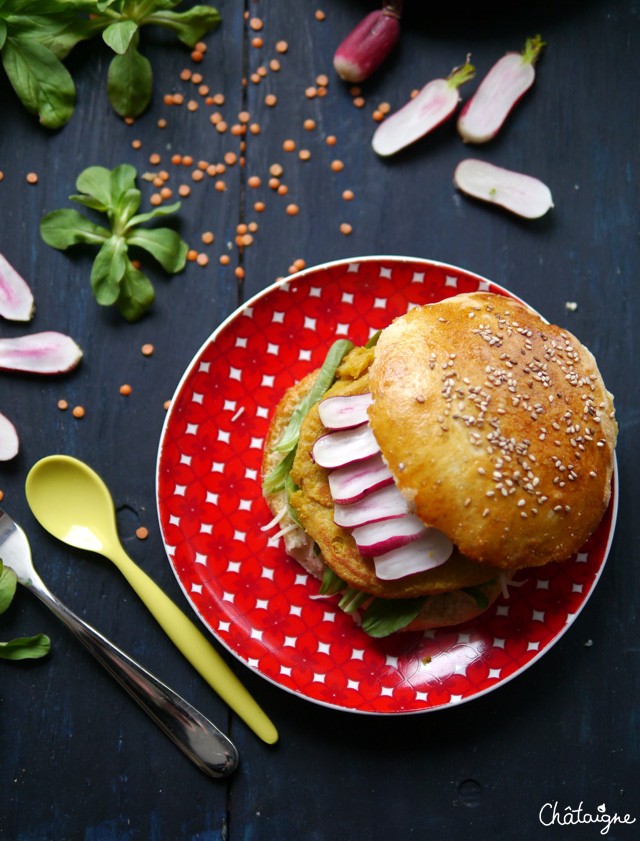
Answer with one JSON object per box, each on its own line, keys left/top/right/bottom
{"left": 454, "top": 159, "right": 553, "bottom": 219}
{"left": 0, "top": 411, "right": 19, "bottom": 461}
{"left": 318, "top": 392, "right": 374, "bottom": 430}
{"left": 0, "top": 251, "right": 35, "bottom": 322}
{"left": 0, "top": 332, "right": 83, "bottom": 374}
{"left": 352, "top": 514, "right": 426, "bottom": 555}
{"left": 312, "top": 423, "right": 380, "bottom": 469}
{"left": 328, "top": 453, "right": 394, "bottom": 503}
{"left": 372, "top": 60, "right": 475, "bottom": 157}
{"left": 373, "top": 529, "right": 453, "bottom": 580}
{"left": 334, "top": 482, "right": 409, "bottom": 528}
{"left": 458, "top": 35, "right": 545, "bottom": 144}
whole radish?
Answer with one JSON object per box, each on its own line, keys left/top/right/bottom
{"left": 372, "top": 61, "right": 475, "bottom": 157}
{"left": 333, "top": 2, "right": 402, "bottom": 84}
{"left": 457, "top": 35, "right": 545, "bottom": 144}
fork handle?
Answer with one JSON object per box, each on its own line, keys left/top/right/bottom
{"left": 27, "top": 581, "right": 239, "bottom": 779}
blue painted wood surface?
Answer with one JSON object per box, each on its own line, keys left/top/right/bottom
{"left": 0, "top": 2, "right": 638, "bottom": 839}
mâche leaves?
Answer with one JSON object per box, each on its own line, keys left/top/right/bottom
{"left": 40, "top": 164, "right": 188, "bottom": 321}
{"left": 0, "top": 560, "right": 50, "bottom": 661}
{"left": 0, "top": 0, "right": 221, "bottom": 127}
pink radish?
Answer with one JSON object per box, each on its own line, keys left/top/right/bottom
{"left": 454, "top": 159, "right": 553, "bottom": 219}
{"left": 334, "top": 482, "right": 409, "bottom": 528}
{"left": 372, "top": 60, "right": 475, "bottom": 157}
{"left": 0, "top": 251, "right": 35, "bottom": 322}
{"left": 373, "top": 529, "right": 454, "bottom": 580}
{"left": 0, "top": 331, "right": 83, "bottom": 374}
{"left": 458, "top": 35, "right": 545, "bottom": 144}
{"left": 318, "top": 392, "right": 374, "bottom": 430}
{"left": 333, "top": 3, "right": 402, "bottom": 84}
{"left": 312, "top": 423, "right": 380, "bottom": 469}
{"left": 328, "top": 453, "right": 394, "bottom": 504}
{"left": 0, "top": 411, "right": 19, "bottom": 461}
{"left": 352, "top": 514, "right": 426, "bottom": 555}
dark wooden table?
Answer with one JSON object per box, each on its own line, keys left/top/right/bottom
{"left": 1, "top": 2, "right": 638, "bottom": 839}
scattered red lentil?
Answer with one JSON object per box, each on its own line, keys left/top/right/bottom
{"left": 201, "top": 231, "right": 215, "bottom": 244}
{"left": 257, "top": 66, "right": 268, "bottom": 78}
{"left": 224, "top": 152, "right": 238, "bottom": 166}
{"left": 131, "top": 139, "right": 142, "bottom": 149}
{"left": 286, "top": 203, "right": 299, "bottom": 216}
{"left": 316, "top": 73, "right": 329, "bottom": 86}
{"left": 178, "top": 184, "right": 191, "bottom": 197}
{"left": 191, "top": 49, "right": 204, "bottom": 62}
{"left": 353, "top": 96, "right": 365, "bottom": 108}
{"left": 141, "top": 343, "right": 154, "bottom": 356}
{"left": 326, "top": 135, "right": 337, "bottom": 146}
{"left": 160, "top": 187, "right": 173, "bottom": 200}
{"left": 150, "top": 193, "right": 162, "bottom": 206}
{"left": 249, "top": 123, "right": 261, "bottom": 135}
{"left": 198, "top": 84, "right": 209, "bottom": 96}
{"left": 195, "top": 41, "right": 207, "bottom": 53}
{"left": 268, "top": 177, "right": 280, "bottom": 189}
{"left": 340, "top": 222, "right": 353, "bottom": 235}
{"left": 0, "top": 171, "right": 4, "bottom": 181}
{"left": 187, "top": 100, "right": 198, "bottom": 112}
{"left": 277, "top": 183, "right": 289, "bottom": 196}
{"left": 303, "top": 118, "right": 316, "bottom": 130}
{"left": 119, "top": 384, "right": 132, "bottom": 396}
{"left": 196, "top": 252, "right": 209, "bottom": 266}
{"left": 342, "top": 189, "right": 355, "bottom": 200}
{"left": 213, "top": 93, "right": 225, "bottom": 105}
{"left": 157, "top": 118, "right": 167, "bottom": 129}
{"left": 187, "top": 249, "right": 199, "bottom": 261}
{"left": 173, "top": 93, "right": 185, "bottom": 105}
{"left": 136, "top": 526, "right": 149, "bottom": 540}
{"left": 248, "top": 221, "right": 258, "bottom": 232}
{"left": 235, "top": 266, "right": 245, "bottom": 279}
{"left": 249, "top": 17, "right": 263, "bottom": 30}
{"left": 182, "top": 154, "right": 194, "bottom": 166}
{"left": 0, "top": 490, "right": 4, "bottom": 502}
{"left": 305, "top": 86, "right": 317, "bottom": 99}
{"left": 219, "top": 254, "right": 230, "bottom": 265}
{"left": 26, "top": 172, "right": 38, "bottom": 184}
{"left": 171, "top": 153, "right": 182, "bottom": 165}
{"left": 191, "top": 169, "right": 204, "bottom": 182}
{"left": 216, "top": 121, "right": 228, "bottom": 133}
{"left": 254, "top": 201, "right": 266, "bottom": 212}
{"left": 315, "top": 9, "right": 326, "bottom": 20}
{"left": 350, "top": 86, "right": 361, "bottom": 96}
{"left": 283, "top": 139, "right": 296, "bottom": 152}
{"left": 275, "top": 40, "right": 288, "bottom": 53}
{"left": 180, "top": 68, "right": 192, "bottom": 81}
{"left": 250, "top": 73, "right": 261, "bottom": 85}
{"left": 252, "top": 36, "right": 264, "bottom": 48}
{"left": 265, "top": 94, "right": 278, "bottom": 107}
{"left": 164, "top": 400, "right": 171, "bottom": 410}
{"left": 298, "top": 149, "right": 311, "bottom": 161}
{"left": 214, "top": 180, "right": 226, "bottom": 191}
{"left": 372, "top": 110, "right": 384, "bottom": 122}
{"left": 378, "top": 102, "right": 391, "bottom": 114}
{"left": 57, "top": 399, "right": 68, "bottom": 411}
{"left": 191, "top": 72, "right": 203, "bottom": 85}
{"left": 72, "top": 406, "right": 85, "bottom": 419}
{"left": 330, "top": 159, "right": 344, "bottom": 172}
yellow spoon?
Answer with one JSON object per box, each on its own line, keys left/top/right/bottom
{"left": 25, "top": 454, "right": 278, "bottom": 746}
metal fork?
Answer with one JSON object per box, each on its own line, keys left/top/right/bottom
{"left": 0, "top": 508, "right": 238, "bottom": 778}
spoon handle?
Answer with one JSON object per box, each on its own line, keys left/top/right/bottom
{"left": 25, "top": 579, "right": 239, "bottom": 779}
{"left": 109, "top": 545, "right": 278, "bottom": 745}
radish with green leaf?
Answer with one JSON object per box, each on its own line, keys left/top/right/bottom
{"left": 457, "top": 35, "right": 545, "bottom": 144}
{"left": 372, "top": 61, "right": 476, "bottom": 157}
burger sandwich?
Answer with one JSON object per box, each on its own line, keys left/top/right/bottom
{"left": 261, "top": 291, "right": 617, "bottom": 637}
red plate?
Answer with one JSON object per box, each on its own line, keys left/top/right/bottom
{"left": 156, "top": 257, "right": 617, "bottom": 714}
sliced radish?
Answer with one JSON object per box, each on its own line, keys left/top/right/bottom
{"left": 0, "top": 251, "right": 35, "bottom": 322}
{"left": 458, "top": 35, "right": 545, "bottom": 144}
{"left": 0, "top": 411, "right": 19, "bottom": 461}
{"left": 334, "top": 482, "right": 409, "bottom": 528}
{"left": 454, "top": 159, "right": 553, "bottom": 219}
{"left": 333, "top": 4, "right": 402, "bottom": 84}
{"left": 0, "top": 331, "right": 83, "bottom": 375}
{"left": 352, "top": 514, "right": 426, "bottom": 555}
{"left": 372, "top": 60, "right": 475, "bottom": 157}
{"left": 312, "top": 423, "right": 380, "bottom": 470}
{"left": 373, "top": 529, "right": 453, "bottom": 580}
{"left": 328, "top": 453, "right": 394, "bottom": 504}
{"left": 318, "top": 392, "right": 374, "bottom": 430}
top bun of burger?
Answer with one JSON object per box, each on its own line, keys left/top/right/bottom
{"left": 367, "top": 291, "right": 618, "bottom": 569}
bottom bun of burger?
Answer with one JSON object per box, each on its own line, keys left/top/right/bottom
{"left": 261, "top": 292, "right": 617, "bottom": 637}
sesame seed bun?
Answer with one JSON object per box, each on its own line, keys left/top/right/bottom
{"left": 368, "top": 292, "right": 618, "bottom": 570}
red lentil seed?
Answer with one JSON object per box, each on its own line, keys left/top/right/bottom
{"left": 157, "top": 118, "right": 167, "bottom": 128}
{"left": 379, "top": 102, "right": 391, "bottom": 114}
{"left": 340, "top": 222, "right": 353, "bottom": 235}
{"left": 257, "top": 66, "right": 268, "bottom": 78}
{"left": 249, "top": 123, "right": 261, "bottom": 135}
{"left": 316, "top": 73, "right": 329, "bottom": 86}
{"left": 248, "top": 221, "right": 258, "bottom": 232}
{"left": 187, "top": 100, "right": 198, "bottom": 112}
{"left": 171, "top": 153, "right": 182, "bottom": 165}
{"left": 372, "top": 110, "right": 384, "bottom": 122}
{"left": 315, "top": 9, "right": 326, "bottom": 20}
{"left": 150, "top": 193, "right": 162, "bottom": 206}
{"left": 57, "top": 399, "right": 68, "bottom": 411}
{"left": 160, "top": 187, "right": 173, "bottom": 200}
{"left": 136, "top": 526, "right": 149, "bottom": 540}
{"left": 141, "top": 343, "right": 154, "bottom": 356}
{"left": 195, "top": 41, "right": 207, "bottom": 53}
{"left": 196, "top": 253, "right": 209, "bottom": 266}
{"left": 268, "top": 177, "right": 280, "bottom": 189}
{"left": 250, "top": 73, "right": 261, "bottom": 84}
{"left": 0, "top": 172, "right": 4, "bottom": 181}
{"left": 305, "top": 86, "right": 317, "bottom": 99}
{"left": 353, "top": 96, "right": 365, "bottom": 108}
{"left": 182, "top": 154, "right": 194, "bottom": 166}
{"left": 178, "top": 184, "right": 191, "bottom": 197}
{"left": 131, "top": 139, "right": 142, "bottom": 149}
{"left": 191, "top": 72, "right": 203, "bottom": 84}
{"left": 283, "top": 139, "right": 296, "bottom": 152}
{"left": 220, "top": 254, "right": 230, "bottom": 265}
{"left": 303, "top": 118, "right": 316, "bottom": 130}
{"left": 198, "top": 84, "right": 209, "bottom": 96}
{"left": 120, "top": 384, "right": 132, "bottom": 396}
{"left": 180, "top": 68, "right": 192, "bottom": 81}
{"left": 330, "top": 159, "right": 344, "bottom": 172}
{"left": 235, "top": 266, "right": 245, "bottom": 279}
{"left": 214, "top": 180, "right": 226, "bottom": 191}
{"left": 277, "top": 184, "right": 289, "bottom": 196}
{"left": 286, "top": 203, "right": 299, "bottom": 216}
{"left": 72, "top": 406, "right": 86, "bottom": 419}
{"left": 326, "top": 135, "right": 337, "bottom": 146}
{"left": 252, "top": 36, "right": 263, "bottom": 48}
{"left": 249, "top": 17, "right": 263, "bottom": 30}
{"left": 26, "top": 172, "right": 38, "bottom": 184}
{"left": 350, "top": 86, "right": 361, "bottom": 96}
{"left": 265, "top": 94, "right": 277, "bottom": 107}
{"left": 275, "top": 40, "right": 288, "bottom": 53}
{"left": 298, "top": 149, "right": 311, "bottom": 161}
{"left": 269, "top": 59, "right": 281, "bottom": 72}
{"left": 201, "top": 231, "right": 215, "bottom": 244}
{"left": 191, "top": 50, "right": 204, "bottom": 62}
{"left": 187, "top": 249, "right": 198, "bottom": 261}
{"left": 216, "top": 121, "right": 228, "bottom": 133}
{"left": 213, "top": 93, "right": 225, "bottom": 105}
{"left": 254, "top": 201, "right": 266, "bottom": 212}
{"left": 342, "top": 189, "right": 354, "bottom": 200}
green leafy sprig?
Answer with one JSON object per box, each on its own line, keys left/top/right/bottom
{"left": 0, "top": 0, "right": 221, "bottom": 128}
{"left": 40, "top": 163, "right": 188, "bottom": 321}
{"left": 0, "top": 559, "right": 50, "bottom": 661}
